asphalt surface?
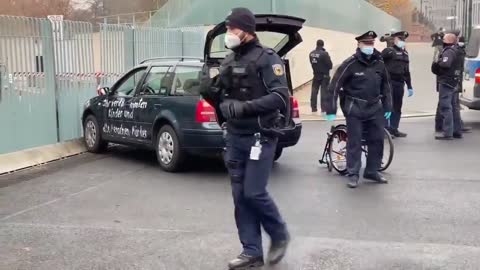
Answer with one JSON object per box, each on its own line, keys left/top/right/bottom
{"left": 1, "top": 111, "right": 480, "bottom": 270}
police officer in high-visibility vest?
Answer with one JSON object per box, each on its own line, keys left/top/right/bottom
{"left": 325, "top": 31, "right": 393, "bottom": 188}
{"left": 200, "top": 7, "right": 290, "bottom": 269}
{"left": 381, "top": 31, "right": 413, "bottom": 138}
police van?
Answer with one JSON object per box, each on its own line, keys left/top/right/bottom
{"left": 460, "top": 26, "right": 480, "bottom": 110}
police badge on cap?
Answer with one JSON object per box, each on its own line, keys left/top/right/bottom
{"left": 355, "top": 31, "right": 378, "bottom": 42}
{"left": 391, "top": 31, "right": 409, "bottom": 39}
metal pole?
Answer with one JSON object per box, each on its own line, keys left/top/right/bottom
{"left": 463, "top": 0, "right": 466, "bottom": 35}
{"left": 467, "top": 0, "right": 473, "bottom": 41}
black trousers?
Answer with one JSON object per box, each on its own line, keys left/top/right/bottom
{"left": 388, "top": 80, "right": 405, "bottom": 131}
{"left": 224, "top": 133, "right": 288, "bottom": 257}
{"left": 435, "top": 87, "right": 463, "bottom": 132}
{"left": 346, "top": 109, "right": 385, "bottom": 176}
{"left": 311, "top": 74, "right": 330, "bottom": 112}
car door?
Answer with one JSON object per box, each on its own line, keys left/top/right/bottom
{"left": 102, "top": 67, "right": 147, "bottom": 142}
{"left": 462, "top": 29, "right": 480, "bottom": 104}
{"left": 165, "top": 64, "right": 204, "bottom": 126}
{"left": 133, "top": 65, "right": 174, "bottom": 143}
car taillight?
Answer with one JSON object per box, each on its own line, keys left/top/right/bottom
{"left": 196, "top": 99, "right": 217, "bottom": 123}
{"left": 475, "top": 68, "right": 480, "bottom": 84}
{"left": 291, "top": 96, "right": 300, "bottom": 119}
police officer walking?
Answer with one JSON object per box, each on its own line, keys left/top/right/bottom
{"left": 309, "top": 39, "right": 333, "bottom": 114}
{"left": 325, "top": 31, "right": 393, "bottom": 189}
{"left": 200, "top": 8, "right": 290, "bottom": 269}
{"left": 381, "top": 31, "right": 413, "bottom": 138}
{"left": 431, "top": 33, "right": 463, "bottom": 140}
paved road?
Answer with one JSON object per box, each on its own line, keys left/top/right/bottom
{"left": 1, "top": 112, "right": 480, "bottom": 270}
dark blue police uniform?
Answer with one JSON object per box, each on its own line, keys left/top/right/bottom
{"left": 431, "top": 44, "right": 463, "bottom": 139}
{"left": 326, "top": 31, "right": 393, "bottom": 188}
{"left": 381, "top": 31, "right": 412, "bottom": 137}
{"left": 221, "top": 39, "right": 290, "bottom": 257}
{"left": 200, "top": 7, "right": 290, "bottom": 269}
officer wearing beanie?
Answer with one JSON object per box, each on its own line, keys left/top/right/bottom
{"left": 381, "top": 31, "right": 413, "bottom": 138}
{"left": 325, "top": 31, "right": 393, "bottom": 188}
{"left": 200, "top": 7, "right": 290, "bottom": 269}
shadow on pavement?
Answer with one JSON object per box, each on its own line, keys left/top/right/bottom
{"left": 106, "top": 145, "right": 228, "bottom": 174}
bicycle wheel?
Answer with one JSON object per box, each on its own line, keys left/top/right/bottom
{"left": 379, "top": 128, "right": 394, "bottom": 171}
{"left": 328, "top": 128, "right": 348, "bottom": 175}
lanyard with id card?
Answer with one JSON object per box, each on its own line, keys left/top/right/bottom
{"left": 250, "top": 133, "right": 262, "bottom": 160}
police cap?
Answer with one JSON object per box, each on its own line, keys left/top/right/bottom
{"left": 391, "top": 31, "right": 409, "bottom": 39}
{"left": 355, "top": 31, "right": 377, "bottom": 44}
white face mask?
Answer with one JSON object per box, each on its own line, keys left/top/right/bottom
{"left": 224, "top": 32, "right": 242, "bottom": 49}
{"left": 458, "top": 42, "right": 465, "bottom": 47}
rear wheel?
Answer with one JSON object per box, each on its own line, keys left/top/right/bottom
{"left": 83, "top": 115, "right": 107, "bottom": 153}
{"left": 328, "top": 128, "right": 348, "bottom": 175}
{"left": 155, "top": 125, "right": 185, "bottom": 172}
{"left": 379, "top": 128, "right": 394, "bottom": 171}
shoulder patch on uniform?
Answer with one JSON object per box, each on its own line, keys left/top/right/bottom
{"left": 443, "top": 56, "right": 449, "bottom": 62}
{"left": 272, "top": 64, "right": 284, "bottom": 76}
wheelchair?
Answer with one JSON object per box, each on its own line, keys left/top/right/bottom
{"left": 319, "top": 124, "right": 394, "bottom": 175}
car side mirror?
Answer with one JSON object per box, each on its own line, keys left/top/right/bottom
{"left": 97, "top": 87, "right": 110, "bottom": 96}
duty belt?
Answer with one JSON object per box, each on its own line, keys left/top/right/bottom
{"left": 346, "top": 95, "right": 382, "bottom": 106}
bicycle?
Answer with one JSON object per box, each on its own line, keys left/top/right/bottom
{"left": 319, "top": 124, "right": 394, "bottom": 175}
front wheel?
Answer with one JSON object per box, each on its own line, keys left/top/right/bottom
{"left": 83, "top": 115, "right": 107, "bottom": 153}
{"left": 379, "top": 128, "right": 394, "bottom": 171}
{"left": 155, "top": 125, "right": 185, "bottom": 172}
{"left": 328, "top": 128, "right": 348, "bottom": 175}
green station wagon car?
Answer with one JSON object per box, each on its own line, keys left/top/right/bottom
{"left": 82, "top": 14, "right": 305, "bottom": 172}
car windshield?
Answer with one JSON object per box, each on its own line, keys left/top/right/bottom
{"left": 210, "top": 32, "right": 289, "bottom": 58}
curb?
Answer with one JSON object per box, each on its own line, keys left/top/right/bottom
{"left": 0, "top": 139, "right": 87, "bottom": 175}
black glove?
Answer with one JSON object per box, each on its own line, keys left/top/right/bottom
{"left": 219, "top": 100, "right": 247, "bottom": 120}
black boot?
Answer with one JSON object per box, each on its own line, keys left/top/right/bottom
{"left": 462, "top": 126, "right": 472, "bottom": 133}
{"left": 347, "top": 175, "right": 359, "bottom": 188}
{"left": 228, "top": 254, "right": 264, "bottom": 270}
{"left": 363, "top": 172, "right": 388, "bottom": 184}
{"left": 435, "top": 135, "right": 453, "bottom": 140}
{"left": 392, "top": 130, "right": 407, "bottom": 138}
{"left": 267, "top": 234, "right": 290, "bottom": 265}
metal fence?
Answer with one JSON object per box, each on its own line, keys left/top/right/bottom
{"left": 0, "top": 15, "right": 205, "bottom": 155}
{"left": 99, "top": 24, "right": 206, "bottom": 86}
{"left": 0, "top": 16, "right": 59, "bottom": 154}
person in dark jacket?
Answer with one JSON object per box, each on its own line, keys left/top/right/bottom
{"left": 200, "top": 7, "right": 290, "bottom": 269}
{"left": 431, "top": 33, "right": 463, "bottom": 140}
{"left": 309, "top": 39, "right": 333, "bottom": 113}
{"left": 431, "top": 28, "right": 445, "bottom": 60}
{"left": 381, "top": 31, "right": 413, "bottom": 138}
{"left": 325, "top": 31, "right": 393, "bottom": 189}
{"left": 435, "top": 33, "right": 471, "bottom": 134}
